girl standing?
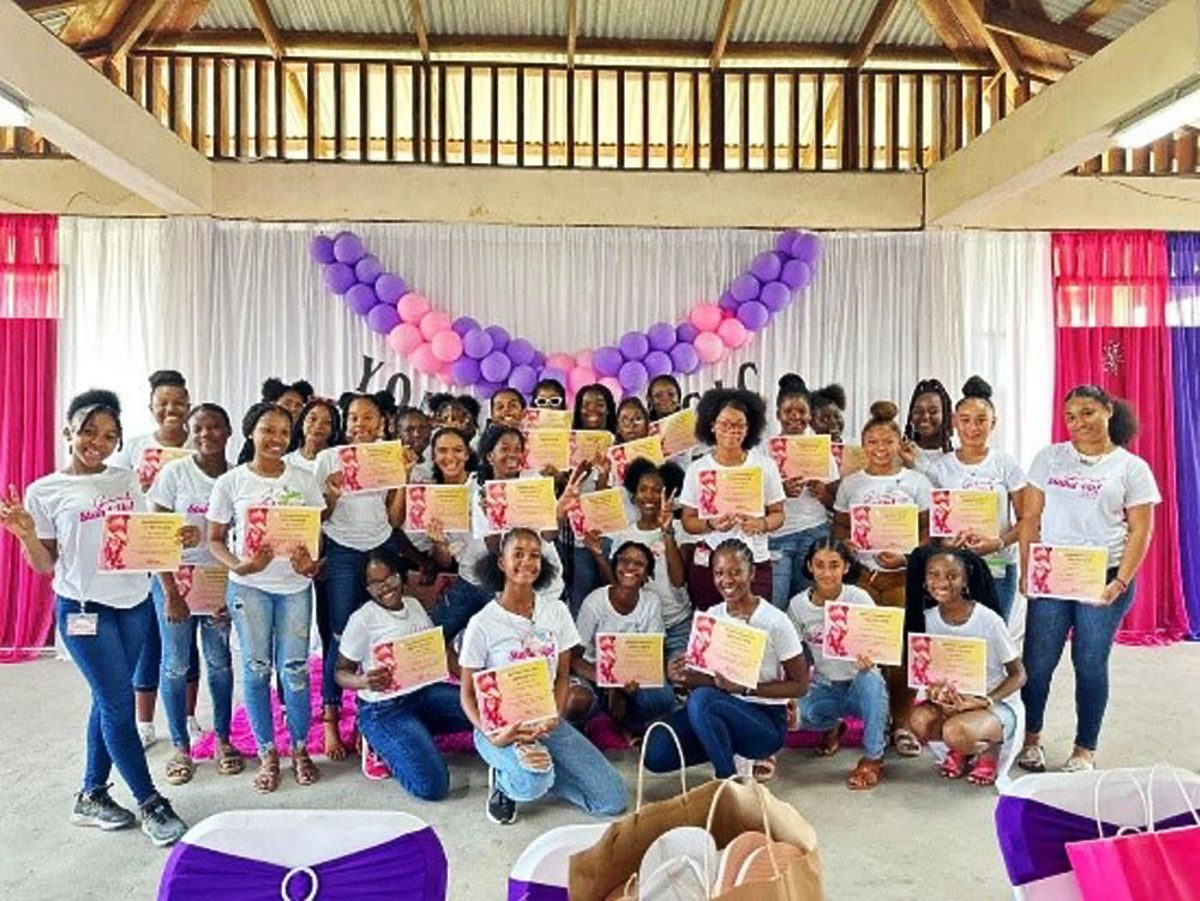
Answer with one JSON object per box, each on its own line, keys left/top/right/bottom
{"left": 489, "top": 388, "right": 527, "bottom": 430}
{"left": 261, "top": 377, "right": 314, "bottom": 423}
{"left": 901, "top": 378, "right": 954, "bottom": 474}
{"left": 646, "top": 375, "right": 683, "bottom": 421}
{"left": 565, "top": 384, "right": 620, "bottom": 613}
{"left": 427, "top": 393, "right": 482, "bottom": 444}
{"left": 283, "top": 398, "right": 341, "bottom": 475}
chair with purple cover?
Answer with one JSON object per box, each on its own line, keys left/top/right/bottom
{"left": 158, "top": 810, "right": 447, "bottom": 901}
{"left": 507, "top": 823, "right": 611, "bottom": 901}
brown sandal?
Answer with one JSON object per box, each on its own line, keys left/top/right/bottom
{"left": 254, "top": 753, "right": 281, "bottom": 794}
{"left": 165, "top": 750, "right": 196, "bottom": 786}
{"left": 215, "top": 743, "right": 245, "bottom": 776}
{"left": 847, "top": 756, "right": 884, "bottom": 790}
{"left": 292, "top": 751, "right": 321, "bottom": 786}
{"left": 817, "top": 721, "right": 847, "bottom": 757}
{"left": 752, "top": 755, "right": 778, "bottom": 784}
{"left": 323, "top": 711, "right": 347, "bottom": 761}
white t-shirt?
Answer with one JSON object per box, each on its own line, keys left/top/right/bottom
{"left": 461, "top": 474, "right": 565, "bottom": 598}
{"left": 26, "top": 468, "right": 150, "bottom": 607}
{"left": 709, "top": 599, "right": 804, "bottom": 706}
{"left": 314, "top": 445, "right": 394, "bottom": 551}
{"left": 608, "top": 525, "right": 691, "bottom": 628}
{"left": 834, "top": 468, "right": 933, "bottom": 570}
{"left": 409, "top": 461, "right": 435, "bottom": 484}
{"left": 771, "top": 433, "right": 839, "bottom": 536}
{"left": 1027, "top": 443, "right": 1161, "bottom": 567}
{"left": 338, "top": 598, "right": 439, "bottom": 703}
{"left": 108, "top": 432, "right": 163, "bottom": 471}
{"left": 927, "top": 450, "right": 1027, "bottom": 565}
{"left": 206, "top": 463, "right": 324, "bottom": 595}
{"left": 576, "top": 586, "right": 664, "bottom": 662}
{"left": 787, "top": 583, "right": 875, "bottom": 684}
{"left": 281, "top": 449, "right": 319, "bottom": 474}
{"left": 458, "top": 593, "right": 580, "bottom": 681}
{"left": 148, "top": 456, "right": 221, "bottom": 567}
{"left": 910, "top": 447, "right": 946, "bottom": 475}
{"left": 679, "top": 449, "right": 787, "bottom": 562}
{"left": 925, "top": 603, "right": 1021, "bottom": 698}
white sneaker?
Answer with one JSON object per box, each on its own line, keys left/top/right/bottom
{"left": 137, "top": 721, "right": 157, "bottom": 749}
{"left": 733, "top": 754, "right": 754, "bottom": 778}
{"left": 187, "top": 717, "right": 204, "bottom": 742}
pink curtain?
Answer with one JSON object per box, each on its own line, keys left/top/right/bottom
{"left": 1, "top": 214, "right": 59, "bottom": 319}
{"left": 1054, "top": 231, "right": 1168, "bottom": 327}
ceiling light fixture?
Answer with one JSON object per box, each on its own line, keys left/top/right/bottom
{"left": 1112, "top": 78, "right": 1200, "bottom": 149}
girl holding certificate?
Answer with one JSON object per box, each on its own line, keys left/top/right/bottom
{"left": 810, "top": 383, "right": 846, "bottom": 444}
{"left": 646, "top": 375, "right": 683, "bottom": 421}
{"left": 459, "top": 528, "right": 628, "bottom": 826}
{"left": 148, "top": 404, "right": 243, "bottom": 785}
{"left": 1018, "top": 385, "right": 1160, "bottom": 775}
{"left": 260, "top": 377, "right": 314, "bottom": 422}
{"left": 283, "top": 398, "right": 341, "bottom": 475}
{"left": 395, "top": 407, "right": 434, "bottom": 479}
{"left": 644, "top": 539, "right": 808, "bottom": 780}
{"left": 489, "top": 388, "right": 527, "bottom": 430}
{"left": 680, "top": 389, "right": 786, "bottom": 610}
{"left": 565, "top": 384, "right": 620, "bottom": 612}
{"left": 427, "top": 392, "right": 482, "bottom": 444}
{"left": 927, "top": 376, "right": 1030, "bottom": 622}
{"left": 900, "top": 378, "right": 954, "bottom": 474}
{"left": 1, "top": 390, "right": 189, "bottom": 847}
{"left": 615, "top": 397, "right": 651, "bottom": 443}
{"left": 314, "top": 391, "right": 406, "bottom": 760}
{"left": 207, "top": 402, "right": 326, "bottom": 793}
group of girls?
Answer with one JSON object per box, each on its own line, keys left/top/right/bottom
{"left": 0, "top": 365, "right": 1159, "bottom": 843}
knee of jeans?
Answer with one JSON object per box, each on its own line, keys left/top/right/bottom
{"left": 854, "top": 668, "right": 888, "bottom": 702}
{"left": 244, "top": 655, "right": 273, "bottom": 682}
{"left": 586, "top": 775, "right": 629, "bottom": 817}
{"left": 161, "top": 656, "right": 192, "bottom": 682}
{"left": 281, "top": 658, "right": 309, "bottom": 692}
{"left": 507, "top": 763, "right": 555, "bottom": 801}
{"left": 403, "top": 763, "right": 450, "bottom": 802}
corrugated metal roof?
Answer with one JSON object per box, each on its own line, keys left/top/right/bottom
{"left": 426, "top": 0, "right": 563, "bottom": 37}
{"left": 581, "top": 0, "right": 724, "bottom": 42}
{"left": 197, "top": 0, "right": 256, "bottom": 31}
{"left": 879, "top": 0, "right": 942, "bottom": 47}
{"left": 200, "top": 0, "right": 413, "bottom": 34}
{"left": 732, "top": 0, "right": 873, "bottom": 44}
{"left": 1040, "top": 0, "right": 1167, "bottom": 38}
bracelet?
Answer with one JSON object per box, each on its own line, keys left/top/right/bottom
{"left": 1113, "top": 576, "right": 1129, "bottom": 592}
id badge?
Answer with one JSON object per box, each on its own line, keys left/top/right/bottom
{"left": 694, "top": 544, "right": 712, "bottom": 568}
{"left": 66, "top": 613, "right": 99, "bottom": 637}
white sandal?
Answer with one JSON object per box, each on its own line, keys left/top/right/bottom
{"left": 1017, "top": 745, "right": 1046, "bottom": 773}
{"left": 1061, "top": 754, "right": 1095, "bottom": 773}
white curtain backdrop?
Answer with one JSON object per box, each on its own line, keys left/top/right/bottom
{"left": 56, "top": 218, "right": 1053, "bottom": 469}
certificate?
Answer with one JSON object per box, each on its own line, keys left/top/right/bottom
{"left": 684, "top": 612, "right": 768, "bottom": 689}
{"left": 243, "top": 506, "right": 322, "bottom": 558}
{"left": 832, "top": 443, "right": 867, "bottom": 476}
{"left": 595, "top": 633, "right": 665, "bottom": 688}
{"left": 1027, "top": 543, "right": 1110, "bottom": 603}
{"left": 370, "top": 627, "right": 450, "bottom": 699}
{"left": 930, "top": 489, "right": 1000, "bottom": 539}
{"left": 569, "top": 430, "right": 615, "bottom": 468}
{"left": 650, "top": 408, "right": 699, "bottom": 458}
{"left": 473, "top": 658, "right": 558, "bottom": 733}
{"left": 482, "top": 477, "right": 558, "bottom": 534}
{"left": 695, "top": 466, "right": 764, "bottom": 518}
{"left": 99, "top": 512, "right": 184, "bottom": 573}
{"left": 337, "top": 441, "right": 406, "bottom": 491}
{"left": 174, "top": 565, "right": 229, "bottom": 615}
{"left": 907, "top": 633, "right": 988, "bottom": 697}
{"left": 523, "top": 408, "right": 571, "bottom": 431}
{"left": 522, "top": 428, "right": 571, "bottom": 472}
{"left": 822, "top": 603, "right": 905, "bottom": 667}
{"left": 404, "top": 484, "right": 471, "bottom": 533}
{"left": 136, "top": 446, "right": 193, "bottom": 489}
{"left": 767, "top": 435, "right": 833, "bottom": 481}
{"left": 568, "top": 487, "right": 631, "bottom": 538}
{"left": 848, "top": 504, "right": 919, "bottom": 553}
{"left": 607, "top": 436, "right": 665, "bottom": 484}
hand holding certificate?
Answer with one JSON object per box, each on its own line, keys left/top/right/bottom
{"left": 99, "top": 512, "right": 186, "bottom": 573}
{"left": 567, "top": 487, "right": 630, "bottom": 538}
{"left": 848, "top": 504, "right": 919, "bottom": 553}
{"left": 767, "top": 435, "right": 833, "bottom": 481}
{"left": 684, "top": 612, "right": 767, "bottom": 689}
{"left": 907, "top": 633, "right": 988, "bottom": 697}
{"left": 607, "top": 436, "right": 665, "bottom": 484}
{"left": 822, "top": 603, "right": 904, "bottom": 666}
{"left": 174, "top": 565, "right": 229, "bottom": 614}
{"left": 1026, "top": 543, "right": 1109, "bottom": 603}
{"left": 337, "top": 441, "right": 407, "bottom": 492}
{"left": 482, "top": 477, "right": 558, "bottom": 534}
{"left": 370, "top": 627, "right": 450, "bottom": 699}
{"left": 473, "top": 658, "right": 558, "bottom": 734}
{"left": 404, "top": 484, "right": 471, "bottom": 532}
{"left": 243, "top": 506, "right": 322, "bottom": 559}
{"left": 930, "top": 489, "right": 1000, "bottom": 539}
{"left": 695, "top": 466, "right": 765, "bottom": 518}
{"left": 649, "top": 408, "right": 698, "bottom": 458}
{"left": 595, "top": 633, "right": 665, "bottom": 688}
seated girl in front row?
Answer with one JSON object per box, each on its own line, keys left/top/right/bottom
{"left": 335, "top": 546, "right": 473, "bottom": 801}
{"left": 908, "top": 549, "right": 1025, "bottom": 787}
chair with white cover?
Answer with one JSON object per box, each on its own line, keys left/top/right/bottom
{"left": 507, "top": 823, "right": 610, "bottom": 901}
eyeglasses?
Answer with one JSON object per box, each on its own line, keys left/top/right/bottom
{"left": 533, "top": 396, "right": 565, "bottom": 409}
{"left": 713, "top": 419, "right": 748, "bottom": 433}
{"left": 365, "top": 573, "right": 402, "bottom": 598}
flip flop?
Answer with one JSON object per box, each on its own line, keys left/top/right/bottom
{"left": 967, "top": 755, "right": 998, "bottom": 786}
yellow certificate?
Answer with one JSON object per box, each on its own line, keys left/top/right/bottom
{"left": 174, "top": 565, "right": 229, "bottom": 615}
{"left": 684, "top": 612, "right": 768, "bottom": 689}
{"left": 907, "top": 633, "right": 988, "bottom": 697}
{"left": 695, "top": 466, "right": 765, "bottom": 518}
{"left": 568, "top": 487, "right": 631, "bottom": 538}
{"left": 607, "top": 436, "right": 665, "bottom": 484}
{"left": 99, "top": 512, "right": 184, "bottom": 573}
{"left": 370, "top": 627, "right": 450, "bottom": 698}
{"left": 482, "top": 477, "right": 558, "bottom": 534}
{"left": 595, "top": 633, "right": 665, "bottom": 688}
{"left": 570, "top": 430, "right": 615, "bottom": 468}
{"left": 822, "top": 603, "right": 905, "bottom": 667}
{"left": 136, "top": 447, "right": 193, "bottom": 490}
{"left": 522, "top": 428, "right": 571, "bottom": 472}
{"left": 337, "top": 441, "right": 407, "bottom": 491}
{"left": 767, "top": 434, "right": 833, "bottom": 481}
{"left": 1027, "top": 543, "right": 1110, "bottom": 603}
{"left": 833, "top": 443, "right": 867, "bottom": 476}
{"left": 650, "top": 408, "right": 698, "bottom": 458}
{"left": 473, "top": 658, "right": 558, "bottom": 733}
{"left": 849, "top": 504, "right": 919, "bottom": 553}
{"left": 522, "top": 408, "right": 571, "bottom": 431}
{"left": 243, "top": 506, "right": 322, "bottom": 558}
{"left": 930, "top": 489, "right": 1000, "bottom": 539}
{"left": 404, "top": 484, "right": 471, "bottom": 533}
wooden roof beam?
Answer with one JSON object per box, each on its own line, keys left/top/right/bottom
{"left": 109, "top": 0, "right": 170, "bottom": 59}
{"left": 566, "top": 0, "right": 577, "bottom": 68}
{"left": 16, "top": 0, "right": 82, "bottom": 13}
{"left": 247, "top": 0, "right": 285, "bottom": 59}
{"left": 984, "top": 4, "right": 1109, "bottom": 56}
{"left": 710, "top": 0, "right": 742, "bottom": 69}
{"left": 1066, "top": 0, "right": 1126, "bottom": 30}
{"left": 943, "top": 0, "right": 1025, "bottom": 79}
{"left": 408, "top": 0, "right": 430, "bottom": 64}
{"left": 849, "top": 0, "right": 902, "bottom": 69}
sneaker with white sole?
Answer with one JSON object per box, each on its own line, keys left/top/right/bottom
{"left": 361, "top": 738, "right": 391, "bottom": 781}
{"left": 140, "top": 794, "right": 188, "bottom": 848}
{"left": 486, "top": 767, "right": 517, "bottom": 825}
{"left": 71, "top": 785, "right": 136, "bottom": 831}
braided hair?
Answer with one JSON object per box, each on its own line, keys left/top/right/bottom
{"left": 903, "top": 378, "right": 954, "bottom": 453}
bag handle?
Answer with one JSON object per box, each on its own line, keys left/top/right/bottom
{"left": 1146, "top": 765, "right": 1200, "bottom": 831}
{"left": 1091, "top": 769, "right": 1152, "bottom": 839}
{"left": 635, "top": 721, "right": 689, "bottom": 812}
{"left": 701, "top": 776, "right": 781, "bottom": 897}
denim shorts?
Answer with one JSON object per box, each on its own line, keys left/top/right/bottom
{"left": 992, "top": 699, "right": 1019, "bottom": 743}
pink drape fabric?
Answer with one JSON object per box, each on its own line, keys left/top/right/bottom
{"left": 0, "top": 214, "right": 58, "bottom": 319}
{"left": 1053, "top": 230, "right": 1169, "bottom": 327}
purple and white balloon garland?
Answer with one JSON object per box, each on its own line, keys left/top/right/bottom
{"left": 310, "top": 228, "right": 821, "bottom": 400}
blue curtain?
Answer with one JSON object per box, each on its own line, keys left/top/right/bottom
{"left": 1170, "top": 328, "right": 1200, "bottom": 639}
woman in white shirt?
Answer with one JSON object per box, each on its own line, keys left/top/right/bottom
{"left": 1, "top": 390, "right": 188, "bottom": 846}
{"left": 900, "top": 378, "right": 954, "bottom": 474}
{"left": 282, "top": 397, "right": 340, "bottom": 474}
{"left": 1018, "top": 385, "right": 1160, "bottom": 774}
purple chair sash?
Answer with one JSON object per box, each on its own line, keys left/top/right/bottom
{"left": 158, "top": 827, "right": 447, "bottom": 900}
{"left": 507, "top": 881, "right": 569, "bottom": 901}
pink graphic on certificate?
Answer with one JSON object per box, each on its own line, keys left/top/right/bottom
{"left": 684, "top": 612, "right": 768, "bottom": 689}
{"left": 595, "top": 633, "right": 665, "bottom": 688}
{"left": 370, "top": 627, "right": 450, "bottom": 699}
{"left": 907, "top": 633, "right": 988, "bottom": 696}
{"left": 99, "top": 512, "right": 185, "bottom": 573}
{"left": 473, "top": 659, "right": 558, "bottom": 733}
{"left": 1027, "top": 543, "right": 1109, "bottom": 603}
{"left": 821, "top": 603, "right": 904, "bottom": 666}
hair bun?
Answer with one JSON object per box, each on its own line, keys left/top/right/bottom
{"left": 814, "top": 383, "right": 846, "bottom": 410}
{"left": 777, "top": 373, "right": 809, "bottom": 394}
{"left": 869, "top": 400, "right": 898, "bottom": 421}
{"left": 961, "top": 375, "right": 993, "bottom": 401}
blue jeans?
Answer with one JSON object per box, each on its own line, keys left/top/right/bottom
{"left": 664, "top": 619, "right": 692, "bottom": 661}
{"left": 800, "top": 669, "right": 889, "bottom": 759}
{"left": 357, "top": 683, "right": 472, "bottom": 801}
{"left": 473, "top": 720, "right": 628, "bottom": 816}
{"left": 1021, "top": 572, "right": 1136, "bottom": 751}
{"left": 769, "top": 522, "right": 831, "bottom": 609}
{"left": 132, "top": 582, "right": 199, "bottom": 692}
{"left": 321, "top": 536, "right": 398, "bottom": 708}
{"left": 150, "top": 579, "right": 234, "bottom": 747}
{"left": 643, "top": 687, "right": 788, "bottom": 778}
{"left": 581, "top": 682, "right": 679, "bottom": 734}
{"left": 428, "top": 578, "right": 493, "bottom": 642}
{"left": 227, "top": 583, "right": 313, "bottom": 754}
{"left": 56, "top": 597, "right": 157, "bottom": 805}
{"left": 566, "top": 542, "right": 609, "bottom": 618}
{"left": 992, "top": 563, "right": 1018, "bottom": 624}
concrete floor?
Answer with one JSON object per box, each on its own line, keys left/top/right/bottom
{"left": 3, "top": 642, "right": 1197, "bottom": 901}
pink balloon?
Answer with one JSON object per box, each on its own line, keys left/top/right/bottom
{"left": 568, "top": 366, "right": 597, "bottom": 393}
{"left": 411, "top": 343, "right": 439, "bottom": 375}
{"left": 689, "top": 302, "right": 723, "bottom": 333}
{"left": 430, "top": 329, "right": 464, "bottom": 363}
{"left": 599, "top": 376, "right": 623, "bottom": 399}
{"left": 435, "top": 361, "right": 455, "bottom": 385}
{"left": 546, "top": 352, "right": 575, "bottom": 373}
{"left": 419, "top": 309, "right": 452, "bottom": 341}
{"left": 387, "top": 322, "right": 424, "bottom": 356}
{"left": 397, "top": 293, "right": 431, "bottom": 323}
{"left": 717, "top": 317, "right": 751, "bottom": 349}
{"left": 694, "top": 331, "right": 724, "bottom": 364}
{"left": 575, "top": 349, "right": 594, "bottom": 370}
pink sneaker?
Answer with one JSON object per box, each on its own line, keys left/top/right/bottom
{"left": 361, "top": 739, "right": 391, "bottom": 781}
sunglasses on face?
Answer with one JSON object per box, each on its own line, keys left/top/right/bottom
{"left": 533, "top": 396, "right": 565, "bottom": 409}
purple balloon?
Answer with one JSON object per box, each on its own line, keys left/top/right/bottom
{"left": 736, "top": 300, "right": 770, "bottom": 331}
{"left": 480, "top": 351, "right": 513, "bottom": 383}
{"left": 345, "top": 283, "right": 378, "bottom": 315}
{"left": 452, "top": 316, "right": 481, "bottom": 336}
{"left": 354, "top": 255, "right": 382, "bottom": 285}
{"left": 646, "top": 322, "right": 677, "bottom": 352}
{"left": 618, "top": 360, "right": 649, "bottom": 394}
{"left": 759, "top": 280, "right": 791, "bottom": 313}
{"left": 780, "top": 259, "right": 813, "bottom": 291}
{"left": 324, "top": 262, "right": 357, "bottom": 295}
{"left": 676, "top": 322, "right": 699, "bottom": 344}
{"left": 730, "top": 273, "right": 761, "bottom": 303}
{"left": 485, "top": 325, "right": 510, "bottom": 351}
{"left": 643, "top": 350, "right": 672, "bottom": 379}
{"left": 508, "top": 364, "right": 538, "bottom": 395}
{"left": 774, "top": 229, "right": 801, "bottom": 255}
{"left": 507, "top": 338, "right": 535, "bottom": 367}
{"left": 310, "top": 235, "right": 336, "bottom": 264}
{"left": 618, "top": 331, "right": 650, "bottom": 361}
{"left": 451, "top": 356, "right": 482, "bottom": 386}
{"left": 594, "top": 346, "right": 623, "bottom": 377}
{"left": 475, "top": 380, "right": 503, "bottom": 400}
{"left": 366, "top": 303, "right": 401, "bottom": 335}
{"left": 531, "top": 351, "right": 547, "bottom": 370}
{"left": 749, "top": 251, "right": 782, "bottom": 283}
{"left": 540, "top": 366, "right": 567, "bottom": 387}
{"left": 375, "top": 273, "right": 408, "bottom": 305}
{"left": 333, "top": 231, "right": 365, "bottom": 265}
{"left": 462, "top": 328, "right": 494, "bottom": 360}
{"left": 718, "top": 291, "right": 740, "bottom": 313}
{"left": 669, "top": 342, "right": 700, "bottom": 375}
{"left": 789, "top": 232, "right": 822, "bottom": 264}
